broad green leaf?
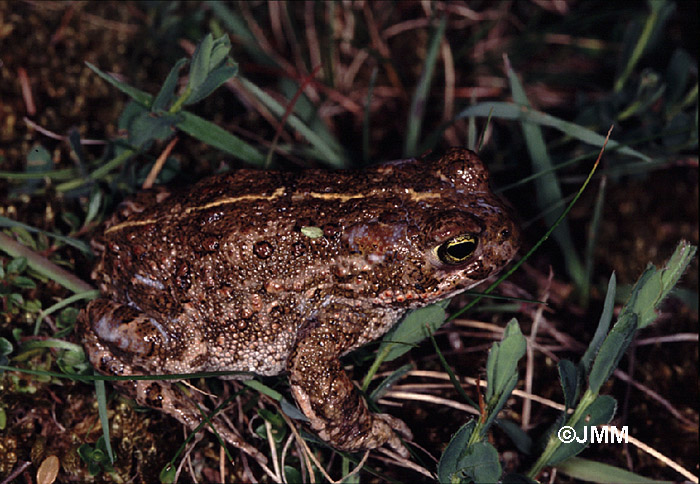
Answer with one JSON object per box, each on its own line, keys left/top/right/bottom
{"left": 378, "top": 300, "right": 449, "bottom": 362}
{"left": 6, "top": 256, "right": 28, "bottom": 273}
{"left": 496, "top": 419, "right": 533, "bottom": 455}
{"left": 0, "top": 337, "right": 13, "bottom": 356}
{"left": 26, "top": 143, "right": 52, "bottom": 172}
{"left": 159, "top": 463, "right": 177, "bottom": 483}
{"left": 208, "top": 34, "right": 232, "bottom": 69}
{"left": 186, "top": 64, "right": 238, "bottom": 106}
{"left": 580, "top": 273, "right": 617, "bottom": 375}
{"left": 547, "top": 395, "right": 617, "bottom": 465}
{"left": 658, "top": 242, "right": 697, "bottom": 302}
{"left": 631, "top": 267, "right": 664, "bottom": 328}
{"left": 14, "top": 143, "right": 53, "bottom": 194}
{"left": 118, "top": 100, "right": 149, "bottom": 131}
{"left": 152, "top": 57, "right": 188, "bottom": 111}
{"left": 129, "top": 112, "right": 181, "bottom": 147}
{"left": 437, "top": 419, "right": 476, "bottom": 483}
{"left": 369, "top": 363, "right": 412, "bottom": 402}
{"left": 485, "top": 319, "right": 526, "bottom": 401}
{"left": 280, "top": 397, "right": 307, "bottom": 422}
{"left": 455, "top": 441, "right": 502, "bottom": 483}
{"left": 189, "top": 33, "right": 213, "bottom": 91}
{"left": 588, "top": 314, "right": 637, "bottom": 394}
{"left": 284, "top": 466, "right": 303, "bottom": 484}
{"left": 11, "top": 276, "right": 35, "bottom": 289}
{"left": 558, "top": 359, "right": 578, "bottom": 409}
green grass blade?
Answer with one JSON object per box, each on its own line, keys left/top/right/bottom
{"left": 34, "top": 290, "right": 99, "bottom": 336}
{"left": 428, "top": 330, "right": 477, "bottom": 408}
{"left": 0, "top": 232, "right": 94, "bottom": 295}
{"left": 505, "top": 61, "right": 585, "bottom": 288}
{"left": 615, "top": 0, "right": 674, "bottom": 93}
{"left": 177, "top": 111, "right": 265, "bottom": 165}
{"left": 457, "top": 102, "right": 651, "bottom": 161}
{"left": 239, "top": 77, "right": 348, "bottom": 167}
{"left": 582, "top": 176, "right": 607, "bottom": 305}
{"left": 94, "top": 379, "right": 115, "bottom": 463}
{"left": 0, "top": 167, "right": 76, "bottom": 181}
{"left": 85, "top": 62, "right": 153, "bottom": 107}
{"left": 556, "top": 457, "right": 669, "bottom": 484}
{"left": 243, "top": 379, "right": 283, "bottom": 401}
{"left": 0, "top": 217, "right": 91, "bottom": 253}
{"left": 368, "top": 363, "right": 412, "bottom": 403}
{"left": 403, "top": 16, "right": 446, "bottom": 158}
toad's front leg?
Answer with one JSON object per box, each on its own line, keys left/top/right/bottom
{"left": 287, "top": 307, "right": 412, "bottom": 455}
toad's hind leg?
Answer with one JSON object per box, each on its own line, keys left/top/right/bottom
{"left": 287, "top": 306, "right": 412, "bottom": 455}
{"left": 79, "top": 299, "right": 266, "bottom": 463}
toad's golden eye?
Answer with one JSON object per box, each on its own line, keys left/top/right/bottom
{"left": 436, "top": 235, "right": 478, "bottom": 265}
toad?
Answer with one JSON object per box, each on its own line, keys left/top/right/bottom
{"left": 79, "top": 148, "right": 519, "bottom": 457}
